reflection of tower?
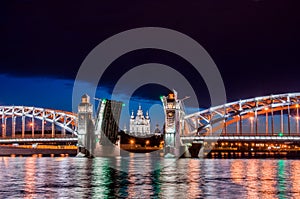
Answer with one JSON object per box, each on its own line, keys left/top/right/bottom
{"left": 77, "top": 94, "right": 95, "bottom": 156}
{"left": 129, "top": 105, "right": 150, "bottom": 137}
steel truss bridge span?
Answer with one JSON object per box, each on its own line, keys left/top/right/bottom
{"left": 0, "top": 106, "right": 77, "bottom": 138}
{"left": 184, "top": 93, "right": 300, "bottom": 136}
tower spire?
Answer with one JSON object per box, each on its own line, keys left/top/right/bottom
{"left": 131, "top": 110, "right": 134, "bottom": 119}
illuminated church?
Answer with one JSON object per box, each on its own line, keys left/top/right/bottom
{"left": 129, "top": 105, "right": 151, "bottom": 137}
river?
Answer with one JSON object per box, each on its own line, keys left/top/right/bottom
{"left": 0, "top": 156, "right": 299, "bottom": 198}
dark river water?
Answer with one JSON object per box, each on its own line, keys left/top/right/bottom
{"left": 0, "top": 156, "right": 300, "bottom": 198}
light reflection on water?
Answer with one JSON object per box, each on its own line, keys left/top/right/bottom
{"left": 0, "top": 157, "right": 300, "bottom": 198}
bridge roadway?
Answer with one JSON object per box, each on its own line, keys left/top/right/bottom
{"left": 0, "top": 135, "right": 78, "bottom": 156}
{"left": 0, "top": 145, "right": 77, "bottom": 156}
{"left": 0, "top": 135, "right": 77, "bottom": 144}
{"left": 1, "top": 135, "right": 300, "bottom": 144}
{"left": 181, "top": 135, "right": 300, "bottom": 142}
{"left": 1, "top": 134, "right": 300, "bottom": 157}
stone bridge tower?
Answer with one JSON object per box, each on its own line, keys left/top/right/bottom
{"left": 77, "top": 94, "right": 95, "bottom": 157}
{"left": 161, "top": 90, "right": 186, "bottom": 158}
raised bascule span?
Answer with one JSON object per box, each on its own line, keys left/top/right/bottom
{"left": 1, "top": 92, "right": 300, "bottom": 158}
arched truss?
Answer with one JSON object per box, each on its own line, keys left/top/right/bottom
{"left": 0, "top": 106, "right": 78, "bottom": 136}
{"left": 184, "top": 93, "right": 300, "bottom": 136}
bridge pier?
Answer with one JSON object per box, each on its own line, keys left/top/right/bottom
{"left": 164, "top": 133, "right": 178, "bottom": 157}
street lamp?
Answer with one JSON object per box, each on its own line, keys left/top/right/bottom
{"left": 145, "top": 140, "right": 150, "bottom": 147}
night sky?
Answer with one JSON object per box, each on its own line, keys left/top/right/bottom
{"left": 1, "top": 1, "right": 300, "bottom": 130}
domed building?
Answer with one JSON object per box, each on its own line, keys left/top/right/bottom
{"left": 129, "top": 105, "right": 150, "bottom": 137}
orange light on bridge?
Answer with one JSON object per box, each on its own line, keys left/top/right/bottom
{"left": 130, "top": 139, "right": 134, "bottom": 145}
{"left": 168, "top": 93, "right": 174, "bottom": 99}
{"left": 264, "top": 107, "right": 269, "bottom": 111}
{"left": 29, "top": 123, "right": 33, "bottom": 127}
{"left": 296, "top": 104, "right": 299, "bottom": 108}
{"left": 249, "top": 116, "right": 254, "bottom": 121}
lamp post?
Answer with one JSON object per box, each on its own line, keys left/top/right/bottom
{"left": 130, "top": 139, "right": 135, "bottom": 149}
{"left": 145, "top": 140, "right": 150, "bottom": 148}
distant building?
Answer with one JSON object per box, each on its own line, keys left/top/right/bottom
{"left": 129, "top": 105, "right": 150, "bottom": 137}
{"left": 154, "top": 124, "right": 162, "bottom": 136}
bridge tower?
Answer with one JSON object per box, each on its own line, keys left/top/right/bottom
{"left": 77, "top": 94, "right": 95, "bottom": 157}
{"left": 161, "top": 90, "right": 186, "bottom": 158}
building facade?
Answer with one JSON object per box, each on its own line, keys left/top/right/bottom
{"left": 129, "top": 105, "right": 150, "bottom": 137}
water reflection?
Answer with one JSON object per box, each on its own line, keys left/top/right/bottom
{"left": 229, "top": 159, "right": 300, "bottom": 199}
{"left": 231, "top": 159, "right": 244, "bottom": 184}
{"left": 1, "top": 158, "right": 300, "bottom": 198}
{"left": 291, "top": 160, "right": 300, "bottom": 198}
{"left": 186, "top": 159, "right": 202, "bottom": 198}
{"left": 246, "top": 159, "right": 259, "bottom": 198}
{"left": 260, "top": 160, "right": 276, "bottom": 199}
{"left": 24, "top": 157, "right": 36, "bottom": 198}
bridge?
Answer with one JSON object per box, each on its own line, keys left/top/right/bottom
{"left": 161, "top": 91, "right": 300, "bottom": 158}
{"left": 0, "top": 106, "right": 77, "bottom": 138}
{"left": 1, "top": 92, "right": 300, "bottom": 158}
{"left": 0, "top": 95, "right": 123, "bottom": 157}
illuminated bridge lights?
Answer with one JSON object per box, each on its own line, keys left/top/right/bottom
{"left": 182, "top": 93, "right": 300, "bottom": 141}
{"left": 181, "top": 136, "right": 300, "bottom": 141}
{"left": 0, "top": 106, "right": 77, "bottom": 137}
{"left": 0, "top": 137, "right": 78, "bottom": 143}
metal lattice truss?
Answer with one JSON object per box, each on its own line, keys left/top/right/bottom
{"left": 184, "top": 93, "right": 300, "bottom": 136}
{"left": 0, "top": 106, "right": 78, "bottom": 135}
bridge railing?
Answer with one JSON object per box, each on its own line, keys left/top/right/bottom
{"left": 0, "top": 134, "right": 77, "bottom": 139}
